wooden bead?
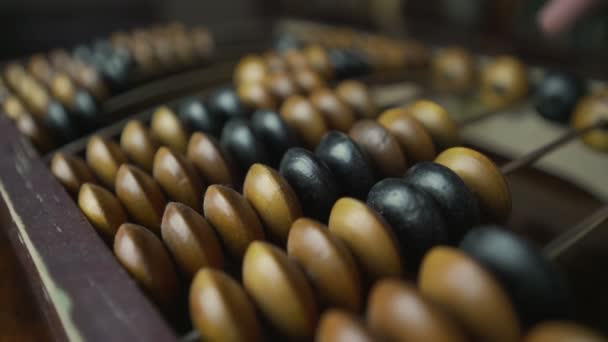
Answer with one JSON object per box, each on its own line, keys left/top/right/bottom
{"left": 377, "top": 108, "right": 436, "bottom": 163}
{"left": 432, "top": 47, "right": 476, "bottom": 94}
{"left": 187, "top": 132, "right": 236, "bottom": 187}
{"left": 78, "top": 183, "right": 127, "bottom": 239}
{"left": 150, "top": 106, "right": 189, "bottom": 154}
{"left": 153, "top": 147, "right": 205, "bottom": 211}
{"left": 316, "top": 309, "right": 376, "bottom": 342}
{"left": 243, "top": 164, "right": 302, "bottom": 244}
{"left": 367, "top": 279, "right": 468, "bottom": 342}
{"left": 15, "top": 113, "right": 54, "bottom": 152}
{"left": 161, "top": 202, "right": 223, "bottom": 277}
{"left": 237, "top": 81, "right": 277, "bottom": 110}
{"left": 114, "top": 223, "right": 179, "bottom": 311}
{"left": 294, "top": 68, "right": 326, "bottom": 95}
{"left": 572, "top": 95, "right": 608, "bottom": 152}
{"left": 86, "top": 135, "right": 128, "bottom": 189}
{"left": 190, "top": 27, "right": 214, "bottom": 59}
{"left": 264, "top": 71, "right": 300, "bottom": 100}
{"left": 234, "top": 54, "right": 267, "bottom": 85}
{"left": 287, "top": 218, "right": 361, "bottom": 311}
{"left": 243, "top": 241, "right": 318, "bottom": 339}
{"left": 28, "top": 54, "right": 53, "bottom": 84}
{"left": 203, "top": 185, "right": 265, "bottom": 259}
{"left": 367, "top": 178, "right": 448, "bottom": 271}
{"left": 51, "top": 153, "right": 96, "bottom": 195}
{"left": 51, "top": 73, "right": 76, "bottom": 107}
{"left": 419, "top": 246, "right": 521, "bottom": 342}
{"left": 115, "top": 164, "right": 167, "bottom": 233}
{"left": 524, "top": 322, "right": 607, "bottom": 342}
{"left": 285, "top": 50, "right": 310, "bottom": 71}
{"left": 405, "top": 100, "right": 460, "bottom": 150}
{"left": 250, "top": 109, "right": 300, "bottom": 166}
{"left": 190, "top": 269, "right": 263, "bottom": 342}
{"left": 480, "top": 56, "right": 528, "bottom": 110}
{"left": 263, "top": 51, "right": 288, "bottom": 72}
{"left": 120, "top": 120, "right": 159, "bottom": 172}
{"left": 328, "top": 197, "right": 403, "bottom": 279}
{"left": 280, "top": 95, "right": 328, "bottom": 149}
{"left": 435, "top": 147, "right": 511, "bottom": 222}
{"left": 220, "top": 118, "right": 269, "bottom": 177}
{"left": 3, "top": 95, "right": 27, "bottom": 121}
{"left": 304, "top": 44, "right": 334, "bottom": 80}
{"left": 335, "top": 80, "right": 377, "bottom": 119}
{"left": 349, "top": 120, "right": 407, "bottom": 178}
{"left": 310, "top": 88, "right": 356, "bottom": 132}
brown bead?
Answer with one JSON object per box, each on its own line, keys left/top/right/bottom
{"left": 419, "top": 246, "right": 521, "bottom": 342}
{"left": 304, "top": 45, "right": 334, "bottom": 80}
{"left": 86, "top": 135, "right": 128, "bottom": 189}
{"left": 161, "top": 202, "right": 223, "bottom": 277}
{"left": 51, "top": 152, "right": 96, "bottom": 195}
{"left": 191, "top": 27, "right": 214, "bottom": 59}
{"left": 73, "top": 62, "right": 109, "bottom": 100}
{"left": 120, "top": 120, "right": 160, "bottom": 172}
{"left": 310, "top": 88, "right": 356, "bottom": 132}
{"left": 243, "top": 241, "right": 318, "bottom": 339}
{"left": 23, "top": 81, "right": 50, "bottom": 117}
{"left": 432, "top": 47, "right": 476, "bottom": 94}
{"left": 316, "top": 309, "right": 377, "bottom": 342}
{"left": 263, "top": 51, "right": 288, "bottom": 72}
{"left": 237, "top": 81, "right": 276, "bottom": 110}
{"left": 572, "top": 95, "right": 608, "bottom": 152}
{"left": 524, "top": 322, "right": 607, "bottom": 342}
{"left": 435, "top": 147, "right": 511, "bottom": 222}
{"left": 377, "top": 107, "right": 436, "bottom": 163}
{"left": 114, "top": 223, "right": 179, "bottom": 310}
{"left": 280, "top": 95, "right": 328, "bottom": 149}
{"left": 28, "top": 54, "right": 54, "bottom": 85}
{"left": 15, "top": 113, "right": 53, "bottom": 152}
{"left": 3, "top": 95, "right": 27, "bottom": 121}
{"left": 234, "top": 54, "right": 267, "bottom": 85}
{"left": 190, "top": 269, "right": 264, "bottom": 342}
{"left": 367, "top": 279, "right": 468, "bottom": 342}
{"left": 328, "top": 197, "right": 404, "bottom": 279}
{"left": 173, "top": 32, "right": 195, "bottom": 65}
{"left": 186, "top": 132, "right": 236, "bottom": 187}
{"left": 78, "top": 183, "right": 127, "bottom": 239}
{"left": 150, "top": 106, "right": 189, "bottom": 154}
{"left": 294, "top": 68, "right": 326, "bottom": 95}
{"left": 243, "top": 164, "right": 302, "bottom": 244}
{"left": 203, "top": 185, "right": 265, "bottom": 259}
{"left": 287, "top": 218, "right": 362, "bottom": 312}
{"left": 480, "top": 56, "right": 528, "bottom": 110}
{"left": 153, "top": 147, "right": 205, "bottom": 211}
{"left": 4, "top": 63, "right": 26, "bottom": 89}
{"left": 405, "top": 100, "right": 460, "bottom": 150}
{"left": 115, "top": 164, "right": 167, "bottom": 233}
{"left": 335, "top": 80, "right": 377, "bottom": 119}
{"left": 349, "top": 120, "right": 407, "bottom": 177}
{"left": 285, "top": 50, "right": 310, "bottom": 71}
{"left": 264, "top": 71, "right": 300, "bottom": 100}
{"left": 51, "top": 73, "right": 76, "bottom": 107}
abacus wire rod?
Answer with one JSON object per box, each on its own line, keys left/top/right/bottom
{"left": 499, "top": 119, "right": 608, "bottom": 175}
{"left": 543, "top": 204, "right": 608, "bottom": 260}
{"left": 180, "top": 329, "right": 201, "bottom": 342}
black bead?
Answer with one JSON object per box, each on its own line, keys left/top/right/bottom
{"left": 73, "top": 45, "right": 95, "bottom": 64}
{"left": 72, "top": 90, "right": 100, "bottom": 131}
{"left": 534, "top": 72, "right": 585, "bottom": 124}
{"left": 220, "top": 117, "right": 269, "bottom": 177}
{"left": 460, "top": 226, "right": 571, "bottom": 327}
{"left": 178, "top": 97, "right": 222, "bottom": 136}
{"left": 279, "top": 148, "right": 339, "bottom": 222}
{"left": 45, "top": 101, "right": 79, "bottom": 143}
{"left": 315, "top": 131, "right": 375, "bottom": 200}
{"left": 251, "top": 110, "right": 300, "bottom": 166}
{"left": 403, "top": 162, "right": 480, "bottom": 242}
{"left": 329, "top": 49, "right": 372, "bottom": 80}
{"left": 367, "top": 178, "right": 448, "bottom": 271}
{"left": 273, "top": 32, "right": 303, "bottom": 53}
{"left": 207, "top": 87, "right": 249, "bottom": 120}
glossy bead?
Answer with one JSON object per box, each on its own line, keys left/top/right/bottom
{"left": 263, "top": 51, "right": 288, "bottom": 72}
{"left": 78, "top": 183, "right": 127, "bottom": 239}
{"left": 524, "top": 322, "right": 607, "bottom": 342}
{"left": 405, "top": 100, "right": 460, "bottom": 150}
{"left": 480, "top": 56, "right": 528, "bottom": 110}
{"left": 572, "top": 95, "right": 608, "bottom": 152}
{"left": 237, "top": 81, "right": 277, "bottom": 110}
{"left": 335, "top": 80, "right": 377, "bottom": 119}
{"left": 187, "top": 132, "right": 236, "bottom": 187}
{"left": 115, "top": 164, "right": 167, "bottom": 233}
{"left": 419, "top": 246, "right": 521, "bottom": 342}
{"left": 435, "top": 147, "right": 511, "bottom": 222}
{"left": 234, "top": 54, "right": 267, "bottom": 85}
{"left": 243, "top": 241, "right": 318, "bottom": 339}
{"left": 280, "top": 95, "right": 328, "bottom": 149}
{"left": 161, "top": 202, "right": 223, "bottom": 277}
{"left": 316, "top": 309, "right": 376, "bottom": 342}
{"left": 153, "top": 147, "right": 205, "bottom": 210}
{"left": 51, "top": 153, "right": 96, "bottom": 195}
{"left": 150, "top": 106, "right": 189, "bottom": 154}
{"left": 534, "top": 72, "right": 584, "bottom": 124}
{"left": 264, "top": 71, "right": 300, "bottom": 100}
{"left": 279, "top": 148, "right": 339, "bottom": 221}
{"left": 220, "top": 118, "right": 269, "bottom": 177}
{"left": 203, "top": 185, "right": 265, "bottom": 259}
{"left": 367, "top": 279, "right": 468, "bottom": 342}
{"left": 287, "top": 218, "right": 361, "bottom": 311}
{"left": 310, "top": 88, "right": 356, "bottom": 132}
{"left": 15, "top": 113, "right": 54, "bottom": 152}
{"left": 294, "top": 68, "right": 326, "bottom": 95}
{"left": 460, "top": 226, "right": 570, "bottom": 327}
{"left": 86, "top": 135, "right": 128, "bottom": 189}
{"left": 367, "top": 178, "right": 448, "bottom": 271}
{"left": 404, "top": 162, "right": 480, "bottom": 242}
{"left": 120, "top": 120, "right": 159, "bottom": 172}
{"left": 432, "top": 47, "right": 476, "bottom": 94}
{"left": 250, "top": 109, "right": 300, "bottom": 166}
{"left": 349, "top": 120, "right": 407, "bottom": 178}
{"left": 285, "top": 50, "right": 310, "bottom": 71}
{"left": 3, "top": 95, "right": 27, "bottom": 121}
{"left": 177, "top": 97, "right": 222, "bottom": 137}
{"left": 114, "top": 223, "right": 179, "bottom": 311}
{"left": 46, "top": 101, "right": 79, "bottom": 143}
{"left": 191, "top": 27, "right": 214, "bottom": 59}
{"left": 304, "top": 44, "right": 334, "bottom": 80}
{"left": 315, "top": 131, "right": 375, "bottom": 199}
{"left": 328, "top": 49, "right": 371, "bottom": 79}
{"left": 377, "top": 108, "right": 436, "bottom": 163}
{"left": 208, "top": 86, "right": 249, "bottom": 119}
{"left": 190, "top": 269, "right": 263, "bottom": 342}
{"left": 328, "top": 198, "right": 403, "bottom": 279}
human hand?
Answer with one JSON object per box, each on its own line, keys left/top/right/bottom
{"left": 539, "top": 0, "right": 604, "bottom": 35}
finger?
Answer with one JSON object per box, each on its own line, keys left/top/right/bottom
{"left": 539, "top": 0, "right": 601, "bottom": 35}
